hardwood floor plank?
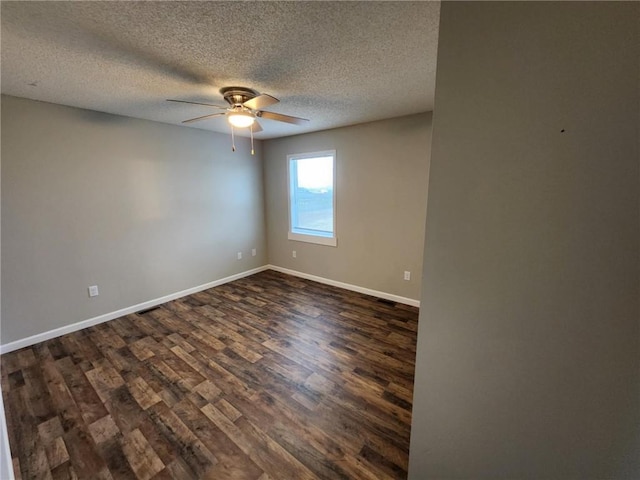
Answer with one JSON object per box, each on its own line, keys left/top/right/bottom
{"left": 62, "top": 427, "right": 107, "bottom": 479}
{"left": 163, "top": 458, "right": 197, "bottom": 480}
{"left": 120, "top": 428, "right": 165, "bottom": 480}
{"left": 2, "top": 270, "right": 418, "bottom": 479}
{"left": 100, "top": 345, "right": 141, "bottom": 380}
{"left": 56, "top": 357, "right": 108, "bottom": 425}
{"left": 136, "top": 417, "right": 178, "bottom": 467}
{"left": 359, "top": 443, "right": 408, "bottom": 479}
{"left": 84, "top": 363, "right": 125, "bottom": 404}
{"left": 147, "top": 402, "right": 218, "bottom": 477}
{"left": 214, "top": 398, "right": 242, "bottom": 422}
{"left": 22, "top": 364, "right": 57, "bottom": 425}
{"left": 192, "top": 380, "right": 222, "bottom": 404}
{"left": 44, "top": 437, "right": 69, "bottom": 470}
{"left": 49, "top": 461, "right": 78, "bottom": 480}
{"left": 201, "top": 402, "right": 316, "bottom": 480}
{"left": 94, "top": 435, "right": 137, "bottom": 479}
{"left": 40, "top": 361, "right": 84, "bottom": 433}
{"left": 87, "top": 415, "right": 119, "bottom": 445}
{"left": 171, "top": 397, "right": 263, "bottom": 479}
{"left": 127, "top": 377, "right": 162, "bottom": 411}
{"left": 165, "top": 333, "right": 196, "bottom": 353}
{"left": 340, "top": 453, "right": 397, "bottom": 480}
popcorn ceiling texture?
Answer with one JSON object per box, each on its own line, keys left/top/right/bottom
{"left": 1, "top": 1, "right": 440, "bottom": 139}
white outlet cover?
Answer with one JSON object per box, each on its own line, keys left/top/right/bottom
{"left": 88, "top": 285, "right": 99, "bottom": 297}
{"left": 237, "top": 252, "right": 242, "bottom": 260}
{"left": 252, "top": 249, "right": 257, "bottom": 256}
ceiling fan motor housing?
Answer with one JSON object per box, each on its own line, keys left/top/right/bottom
{"left": 220, "top": 86, "right": 259, "bottom": 107}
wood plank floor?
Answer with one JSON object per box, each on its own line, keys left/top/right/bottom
{"left": 1, "top": 270, "right": 418, "bottom": 480}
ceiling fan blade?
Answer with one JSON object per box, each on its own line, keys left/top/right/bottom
{"left": 257, "top": 110, "right": 309, "bottom": 125}
{"left": 167, "top": 99, "right": 227, "bottom": 109}
{"left": 243, "top": 94, "right": 279, "bottom": 110}
{"left": 182, "top": 112, "right": 226, "bottom": 124}
{"left": 251, "top": 120, "right": 263, "bottom": 133}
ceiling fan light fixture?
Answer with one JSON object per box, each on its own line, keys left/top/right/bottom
{"left": 227, "top": 111, "right": 255, "bottom": 128}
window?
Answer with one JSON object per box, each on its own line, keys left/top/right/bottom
{"left": 288, "top": 150, "right": 337, "bottom": 246}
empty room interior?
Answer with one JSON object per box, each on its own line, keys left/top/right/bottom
{"left": 1, "top": 2, "right": 638, "bottom": 479}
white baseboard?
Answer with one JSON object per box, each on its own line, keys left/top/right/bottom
{"left": 267, "top": 264, "right": 421, "bottom": 308}
{"left": 0, "top": 264, "right": 419, "bottom": 355}
{"left": 0, "top": 265, "right": 269, "bottom": 355}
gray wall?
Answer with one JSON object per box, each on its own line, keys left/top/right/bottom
{"left": 409, "top": 2, "right": 639, "bottom": 479}
{"left": 1, "top": 95, "right": 266, "bottom": 344}
{"left": 263, "top": 114, "right": 431, "bottom": 301}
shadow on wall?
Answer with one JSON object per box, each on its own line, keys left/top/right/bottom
{"left": 387, "top": 113, "right": 432, "bottom": 135}
{"left": 77, "top": 108, "right": 135, "bottom": 124}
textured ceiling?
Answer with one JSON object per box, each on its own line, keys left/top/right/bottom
{"left": 1, "top": 1, "right": 440, "bottom": 139}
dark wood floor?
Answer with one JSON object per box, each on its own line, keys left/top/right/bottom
{"left": 1, "top": 270, "right": 418, "bottom": 480}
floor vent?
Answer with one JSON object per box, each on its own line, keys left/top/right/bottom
{"left": 137, "top": 306, "right": 161, "bottom": 315}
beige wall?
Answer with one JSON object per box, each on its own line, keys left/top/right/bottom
{"left": 263, "top": 114, "right": 431, "bottom": 302}
{"left": 1, "top": 95, "right": 266, "bottom": 344}
{"left": 410, "top": 2, "right": 639, "bottom": 479}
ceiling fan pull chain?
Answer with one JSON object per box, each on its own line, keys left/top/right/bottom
{"left": 231, "top": 125, "right": 236, "bottom": 152}
{"left": 250, "top": 125, "right": 255, "bottom": 156}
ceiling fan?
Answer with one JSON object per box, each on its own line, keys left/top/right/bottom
{"left": 167, "top": 86, "right": 309, "bottom": 133}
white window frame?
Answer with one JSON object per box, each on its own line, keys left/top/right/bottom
{"left": 287, "top": 150, "right": 337, "bottom": 247}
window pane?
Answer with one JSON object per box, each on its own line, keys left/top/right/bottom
{"left": 292, "top": 156, "right": 333, "bottom": 235}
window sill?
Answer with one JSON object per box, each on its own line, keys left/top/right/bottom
{"left": 288, "top": 232, "right": 337, "bottom": 247}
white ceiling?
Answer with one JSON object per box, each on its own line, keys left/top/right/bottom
{"left": 1, "top": 1, "right": 440, "bottom": 139}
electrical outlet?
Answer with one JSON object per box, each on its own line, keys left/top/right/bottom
{"left": 88, "top": 285, "right": 99, "bottom": 297}
{"left": 404, "top": 271, "right": 411, "bottom": 281}
{"left": 237, "top": 252, "right": 242, "bottom": 260}
{"left": 252, "top": 248, "right": 256, "bottom": 257}
{"left": 292, "top": 250, "right": 297, "bottom": 258}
